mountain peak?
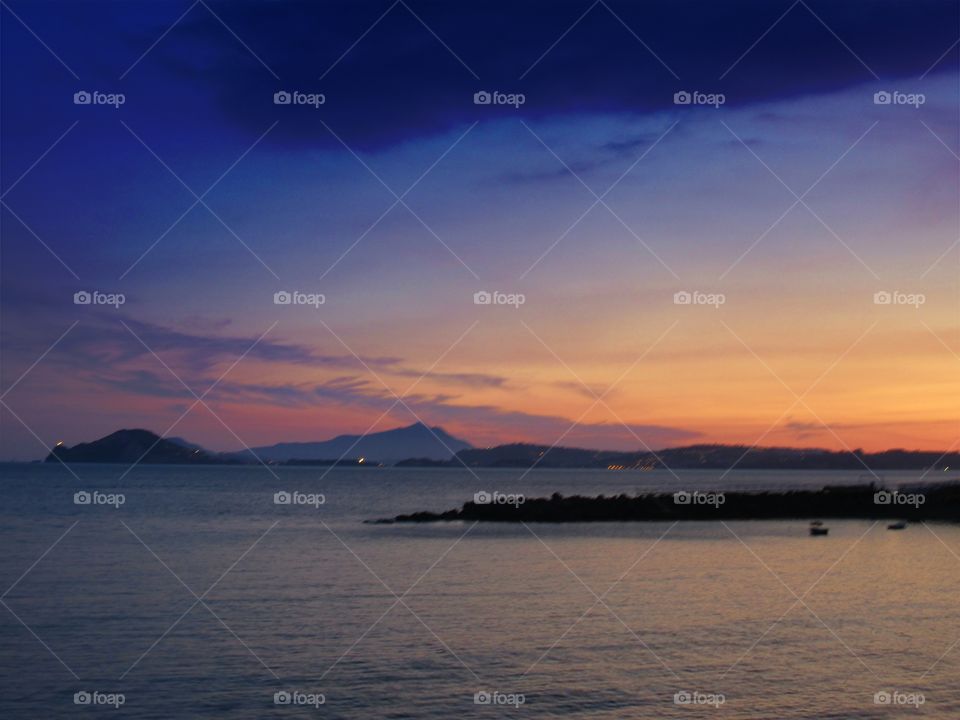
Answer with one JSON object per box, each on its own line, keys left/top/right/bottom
{"left": 402, "top": 421, "right": 442, "bottom": 433}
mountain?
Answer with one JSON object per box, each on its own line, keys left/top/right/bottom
{"left": 230, "top": 422, "right": 472, "bottom": 464}
{"left": 45, "top": 429, "right": 218, "bottom": 464}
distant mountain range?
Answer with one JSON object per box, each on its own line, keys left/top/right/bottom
{"left": 43, "top": 429, "right": 960, "bottom": 471}
{"left": 45, "top": 423, "right": 471, "bottom": 465}
{"left": 442, "top": 443, "right": 960, "bottom": 471}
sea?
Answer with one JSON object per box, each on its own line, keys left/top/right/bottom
{"left": 0, "top": 463, "right": 958, "bottom": 718}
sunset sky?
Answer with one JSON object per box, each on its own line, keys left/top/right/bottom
{"left": 1, "top": 0, "right": 958, "bottom": 460}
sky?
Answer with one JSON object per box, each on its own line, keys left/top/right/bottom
{"left": 1, "top": 0, "right": 958, "bottom": 460}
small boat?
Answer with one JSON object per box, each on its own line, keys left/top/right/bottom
{"left": 809, "top": 526, "right": 829, "bottom": 536}
{"left": 810, "top": 520, "right": 824, "bottom": 527}
{"left": 887, "top": 521, "right": 907, "bottom": 530}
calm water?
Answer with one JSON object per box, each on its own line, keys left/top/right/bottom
{"left": 1, "top": 463, "right": 958, "bottom": 718}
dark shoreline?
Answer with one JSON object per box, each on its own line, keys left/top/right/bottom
{"left": 370, "top": 483, "right": 960, "bottom": 524}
